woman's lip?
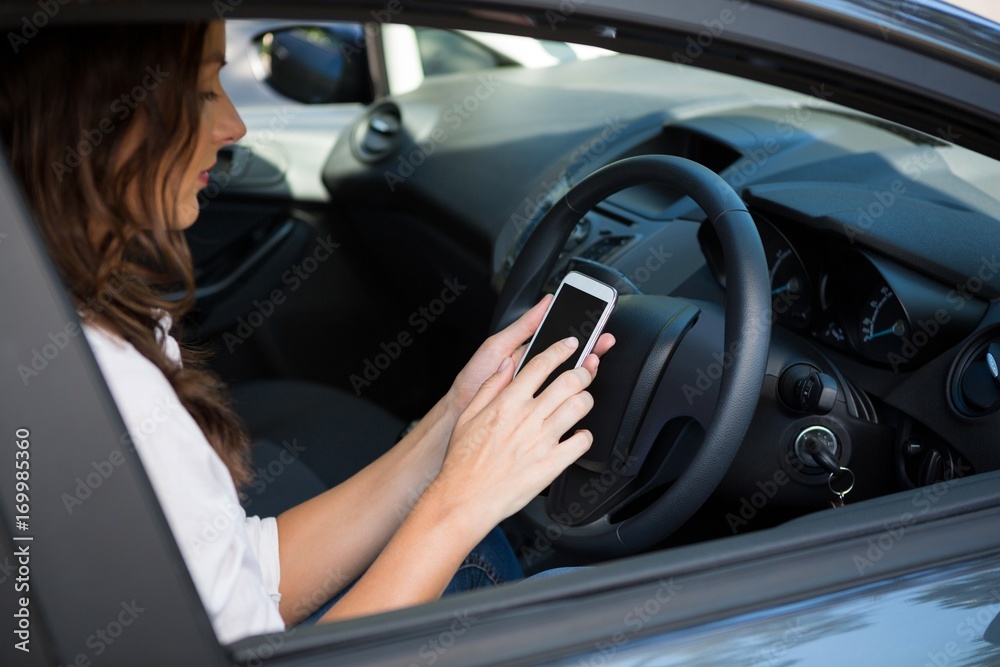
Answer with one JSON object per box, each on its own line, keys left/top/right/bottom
{"left": 198, "top": 163, "right": 216, "bottom": 187}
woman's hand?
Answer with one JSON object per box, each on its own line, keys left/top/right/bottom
{"left": 445, "top": 295, "right": 615, "bottom": 419}
{"left": 315, "top": 331, "right": 614, "bottom": 622}
{"left": 429, "top": 334, "right": 606, "bottom": 530}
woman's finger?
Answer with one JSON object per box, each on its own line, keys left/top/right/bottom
{"left": 461, "top": 355, "right": 516, "bottom": 420}
{"left": 509, "top": 336, "right": 580, "bottom": 396}
{"left": 541, "top": 383, "right": 595, "bottom": 436}
{"left": 545, "top": 428, "right": 594, "bottom": 472}
{"left": 491, "top": 294, "right": 553, "bottom": 352}
{"left": 532, "top": 365, "right": 594, "bottom": 417}
{"left": 592, "top": 333, "right": 615, "bottom": 358}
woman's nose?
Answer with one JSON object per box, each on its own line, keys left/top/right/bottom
{"left": 215, "top": 93, "right": 247, "bottom": 146}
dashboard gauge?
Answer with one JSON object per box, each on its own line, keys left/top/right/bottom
{"left": 818, "top": 320, "right": 850, "bottom": 350}
{"left": 761, "top": 224, "right": 812, "bottom": 329}
{"left": 855, "top": 283, "right": 910, "bottom": 362}
{"left": 812, "top": 273, "right": 851, "bottom": 350}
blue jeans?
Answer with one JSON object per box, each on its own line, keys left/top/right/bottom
{"left": 298, "top": 526, "right": 524, "bottom": 625}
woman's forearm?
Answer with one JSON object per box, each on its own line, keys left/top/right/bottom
{"left": 275, "top": 392, "right": 461, "bottom": 624}
{"left": 315, "top": 479, "right": 487, "bottom": 623}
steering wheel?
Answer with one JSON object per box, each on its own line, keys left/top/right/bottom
{"left": 492, "top": 155, "right": 771, "bottom": 557}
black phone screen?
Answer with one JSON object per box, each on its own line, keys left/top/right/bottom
{"left": 520, "top": 284, "right": 609, "bottom": 394}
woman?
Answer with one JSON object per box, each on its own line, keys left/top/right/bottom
{"left": 0, "top": 21, "right": 612, "bottom": 644}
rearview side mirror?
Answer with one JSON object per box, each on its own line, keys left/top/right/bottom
{"left": 257, "top": 26, "right": 372, "bottom": 104}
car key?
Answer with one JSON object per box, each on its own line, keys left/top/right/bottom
{"left": 827, "top": 467, "right": 855, "bottom": 508}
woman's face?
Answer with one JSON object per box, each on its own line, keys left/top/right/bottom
{"left": 175, "top": 21, "right": 246, "bottom": 228}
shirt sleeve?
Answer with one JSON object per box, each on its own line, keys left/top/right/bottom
{"left": 83, "top": 323, "right": 286, "bottom": 645}
{"left": 243, "top": 515, "right": 282, "bottom": 605}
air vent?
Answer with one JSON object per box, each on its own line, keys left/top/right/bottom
{"left": 350, "top": 102, "right": 402, "bottom": 163}
{"left": 580, "top": 235, "right": 633, "bottom": 262}
{"left": 949, "top": 324, "right": 1000, "bottom": 418}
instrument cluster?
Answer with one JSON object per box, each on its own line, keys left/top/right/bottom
{"left": 701, "top": 212, "right": 987, "bottom": 370}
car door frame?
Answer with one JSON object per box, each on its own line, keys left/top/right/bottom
{"left": 5, "top": 0, "right": 1000, "bottom": 664}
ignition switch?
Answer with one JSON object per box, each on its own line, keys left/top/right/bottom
{"left": 794, "top": 425, "right": 840, "bottom": 472}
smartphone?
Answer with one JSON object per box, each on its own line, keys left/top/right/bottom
{"left": 515, "top": 271, "right": 618, "bottom": 393}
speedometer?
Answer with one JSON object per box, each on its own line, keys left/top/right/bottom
{"left": 857, "top": 283, "right": 909, "bottom": 363}
{"left": 834, "top": 251, "right": 988, "bottom": 370}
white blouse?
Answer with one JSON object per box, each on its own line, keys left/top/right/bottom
{"left": 83, "top": 317, "right": 286, "bottom": 645}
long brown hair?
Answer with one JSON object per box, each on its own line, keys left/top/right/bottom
{"left": 0, "top": 23, "right": 252, "bottom": 488}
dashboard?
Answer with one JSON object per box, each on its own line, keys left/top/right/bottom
{"left": 324, "top": 52, "right": 1000, "bottom": 510}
